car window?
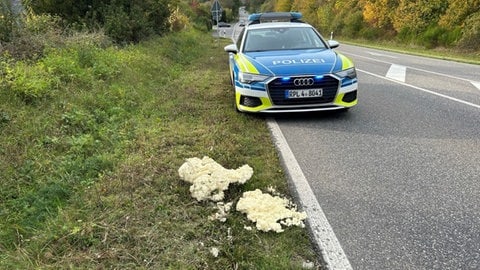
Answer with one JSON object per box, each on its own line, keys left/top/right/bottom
{"left": 243, "top": 27, "right": 327, "bottom": 52}
{"left": 237, "top": 28, "right": 245, "bottom": 49}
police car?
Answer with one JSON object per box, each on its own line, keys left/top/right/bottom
{"left": 224, "top": 12, "right": 358, "bottom": 113}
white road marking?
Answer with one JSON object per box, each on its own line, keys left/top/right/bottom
{"left": 358, "top": 68, "right": 480, "bottom": 109}
{"left": 386, "top": 64, "right": 407, "bottom": 82}
{"left": 471, "top": 81, "right": 480, "bottom": 91}
{"left": 267, "top": 119, "right": 353, "bottom": 270}
{"left": 367, "top": 51, "right": 398, "bottom": 59}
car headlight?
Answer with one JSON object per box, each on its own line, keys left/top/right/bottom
{"left": 238, "top": 72, "right": 270, "bottom": 83}
{"left": 335, "top": 67, "right": 357, "bottom": 79}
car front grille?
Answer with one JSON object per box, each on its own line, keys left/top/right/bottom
{"left": 267, "top": 75, "right": 339, "bottom": 105}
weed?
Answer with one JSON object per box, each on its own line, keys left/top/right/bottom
{"left": 0, "top": 111, "right": 11, "bottom": 125}
{"left": 3, "top": 61, "right": 60, "bottom": 103}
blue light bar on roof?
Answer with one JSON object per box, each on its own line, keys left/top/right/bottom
{"left": 248, "top": 12, "right": 303, "bottom": 22}
{"left": 248, "top": 13, "right": 261, "bottom": 21}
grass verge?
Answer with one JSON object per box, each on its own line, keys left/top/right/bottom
{"left": 0, "top": 30, "right": 319, "bottom": 269}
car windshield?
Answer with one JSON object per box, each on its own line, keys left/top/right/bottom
{"left": 243, "top": 27, "right": 327, "bottom": 52}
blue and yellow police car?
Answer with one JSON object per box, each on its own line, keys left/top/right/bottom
{"left": 224, "top": 12, "right": 358, "bottom": 113}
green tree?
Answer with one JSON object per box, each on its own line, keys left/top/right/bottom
{"left": 329, "top": 0, "right": 363, "bottom": 36}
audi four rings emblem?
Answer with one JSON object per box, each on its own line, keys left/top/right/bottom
{"left": 293, "top": 78, "right": 314, "bottom": 86}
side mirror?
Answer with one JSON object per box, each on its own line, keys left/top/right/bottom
{"left": 224, "top": 44, "right": 238, "bottom": 54}
{"left": 328, "top": 40, "right": 340, "bottom": 49}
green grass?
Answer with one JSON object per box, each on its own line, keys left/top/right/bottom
{"left": 0, "top": 30, "right": 319, "bottom": 269}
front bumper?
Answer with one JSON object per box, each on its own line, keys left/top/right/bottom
{"left": 234, "top": 75, "right": 358, "bottom": 113}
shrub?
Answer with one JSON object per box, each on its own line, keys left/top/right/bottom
{"left": 396, "top": 27, "right": 415, "bottom": 44}
{"left": 420, "top": 25, "right": 447, "bottom": 48}
{"left": 359, "top": 27, "right": 382, "bottom": 40}
{"left": 169, "top": 5, "right": 190, "bottom": 31}
{"left": 458, "top": 12, "right": 480, "bottom": 51}
{"left": 1, "top": 11, "right": 64, "bottom": 60}
{"left": 26, "top": 0, "right": 172, "bottom": 44}
{"left": 4, "top": 61, "right": 60, "bottom": 103}
{"left": 0, "top": 0, "right": 16, "bottom": 42}
{"left": 342, "top": 11, "right": 365, "bottom": 38}
{"left": 102, "top": 4, "right": 134, "bottom": 44}
{"left": 99, "top": 0, "right": 172, "bottom": 44}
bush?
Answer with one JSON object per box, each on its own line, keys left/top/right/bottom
{"left": 26, "top": 0, "right": 172, "bottom": 44}
{"left": 1, "top": 11, "right": 64, "bottom": 60}
{"left": 458, "top": 12, "right": 480, "bottom": 51}
{"left": 0, "top": 0, "right": 16, "bottom": 42}
{"left": 439, "top": 27, "right": 462, "bottom": 47}
{"left": 343, "top": 11, "right": 365, "bottom": 38}
{"left": 3, "top": 61, "right": 60, "bottom": 103}
{"left": 169, "top": 5, "right": 190, "bottom": 31}
{"left": 102, "top": 4, "right": 135, "bottom": 44}
{"left": 420, "top": 25, "right": 446, "bottom": 48}
{"left": 359, "top": 27, "right": 383, "bottom": 40}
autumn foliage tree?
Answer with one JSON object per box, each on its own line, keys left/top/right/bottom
{"left": 261, "top": 0, "right": 480, "bottom": 51}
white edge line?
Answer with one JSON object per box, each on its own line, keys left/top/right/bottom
{"left": 357, "top": 68, "right": 480, "bottom": 109}
{"left": 267, "top": 119, "right": 353, "bottom": 270}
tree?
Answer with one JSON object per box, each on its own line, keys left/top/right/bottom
{"left": 292, "top": 0, "right": 319, "bottom": 26}
{"left": 274, "top": 0, "right": 292, "bottom": 12}
{"left": 362, "top": 0, "right": 397, "bottom": 30}
{"left": 392, "top": 0, "right": 448, "bottom": 34}
{"left": 458, "top": 11, "right": 480, "bottom": 50}
{"left": 438, "top": 0, "right": 480, "bottom": 27}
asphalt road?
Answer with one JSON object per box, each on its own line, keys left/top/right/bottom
{"left": 274, "top": 45, "right": 480, "bottom": 269}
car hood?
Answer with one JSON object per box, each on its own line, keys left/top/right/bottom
{"left": 243, "top": 49, "right": 340, "bottom": 76}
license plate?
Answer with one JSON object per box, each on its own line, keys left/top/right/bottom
{"left": 286, "top": 88, "right": 323, "bottom": 99}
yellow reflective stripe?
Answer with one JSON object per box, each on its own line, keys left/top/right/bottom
{"left": 235, "top": 93, "right": 272, "bottom": 112}
{"left": 339, "top": 54, "right": 354, "bottom": 70}
{"left": 235, "top": 54, "right": 259, "bottom": 74}
{"left": 334, "top": 93, "right": 357, "bottom": 107}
